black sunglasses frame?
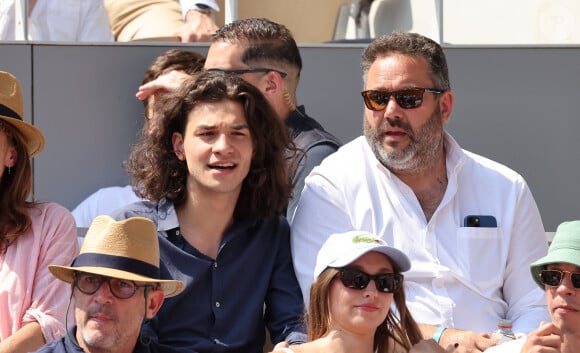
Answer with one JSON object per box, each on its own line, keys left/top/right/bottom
{"left": 539, "top": 269, "right": 580, "bottom": 288}
{"left": 206, "top": 67, "right": 288, "bottom": 78}
{"left": 337, "top": 267, "right": 403, "bottom": 293}
{"left": 73, "top": 272, "right": 152, "bottom": 299}
{"left": 361, "top": 87, "right": 444, "bottom": 111}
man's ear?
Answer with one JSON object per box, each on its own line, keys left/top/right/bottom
{"left": 145, "top": 289, "right": 165, "bottom": 319}
{"left": 172, "top": 132, "right": 185, "bottom": 160}
{"left": 263, "top": 70, "right": 284, "bottom": 97}
{"left": 439, "top": 90, "right": 454, "bottom": 126}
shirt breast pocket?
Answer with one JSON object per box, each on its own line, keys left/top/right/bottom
{"left": 455, "top": 227, "right": 505, "bottom": 291}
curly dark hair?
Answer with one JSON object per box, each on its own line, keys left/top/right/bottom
{"left": 125, "top": 71, "right": 294, "bottom": 218}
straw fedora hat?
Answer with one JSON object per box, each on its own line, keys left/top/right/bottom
{"left": 0, "top": 71, "right": 45, "bottom": 157}
{"left": 49, "top": 215, "right": 184, "bottom": 298}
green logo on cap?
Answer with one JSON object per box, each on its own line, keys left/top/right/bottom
{"left": 352, "top": 234, "right": 382, "bottom": 244}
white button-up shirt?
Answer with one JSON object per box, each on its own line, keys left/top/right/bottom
{"left": 291, "top": 133, "right": 549, "bottom": 334}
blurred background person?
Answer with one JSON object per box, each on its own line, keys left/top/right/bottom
{"left": 0, "top": 0, "right": 113, "bottom": 41}
{"left": 104, "top": 0, "right": 219, "bottom": 42}
{"left": 0, "top": 70, "right": 79, "bottom": 353}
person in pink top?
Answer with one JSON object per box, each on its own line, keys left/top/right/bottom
{"left": 0, "top": 71, "right": 79, "bottom": 353}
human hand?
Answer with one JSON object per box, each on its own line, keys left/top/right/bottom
{"left": 438, "top": 327, "right": 497, "bottom": 353}
{"left": 270, "top": 340, "right": 290, "bottom": 352}
{"left": 174, "top": 10, "right": 218, "bottom": 42}
{"left": 136, "top": 70, "right": 192, "bottom": 101}
{"left": 520, "top": 322, "right": 562, "bottom": 353}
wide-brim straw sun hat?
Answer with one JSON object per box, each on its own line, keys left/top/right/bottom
{"left": 314, "top": 230, "right": 411, "bottom": 279}
{"left": 530, "top": 220, "right": 580, "bottom": 288}
{"left": 0, "top": 71, "right": 45, "bottom": 156}
{"left": 49, "top": 215, "right": 184, "bottom": 298}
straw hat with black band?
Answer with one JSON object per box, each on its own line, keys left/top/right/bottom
{"left": 0, "top": 71, "right": 45, "bottom": 157}
{"left": 49, "top": 215, "right": 184, "bottom": 298}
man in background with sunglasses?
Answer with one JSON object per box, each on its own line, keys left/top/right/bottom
{"left": 136, "top": 18, "right": 342, "bottom": 221}
{"left": 35, "top": 215, "right": 184, "bottom": 353}
{"left": 291, "top": 32, "right": 549, "bottom": 353}
{"left": 486, "top": 220, "right": 580, "bottom": 353}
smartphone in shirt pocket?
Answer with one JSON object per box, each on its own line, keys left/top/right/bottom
{"left": 464, "top": 215, "right": 497, "bottom": 228}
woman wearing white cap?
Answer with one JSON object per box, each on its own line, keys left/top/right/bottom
{"left": 271, "top": 230, "right": 451, "bottom": 353}
{"left": 0, "top": 71, "right": 79, "bottom": 353}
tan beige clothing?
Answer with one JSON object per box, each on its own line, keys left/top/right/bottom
{"left": 104, "top": 0, "right": 182, "bottom": 41}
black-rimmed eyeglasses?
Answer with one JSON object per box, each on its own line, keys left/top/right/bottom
{"left": 74, "top": 272, "right": 153, "bottom": 299}
{"left": 206, "top": 68, "right": 287, "bottom": 78}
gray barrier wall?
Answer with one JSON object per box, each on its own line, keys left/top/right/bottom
{"left": 1, "top": 42, "right": 579, "bottom": 231}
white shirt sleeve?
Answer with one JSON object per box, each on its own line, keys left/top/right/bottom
{"left": 291, "top": 171, "right": 354, "bottom": 306}
{"left": 179, "top": 0, "right": 220, "bottom": 18}
{"left": 501, "top": 182, "right": 550, "bottom": 334}
{"left": 72, "top": 185, "right": 142, "bottom": 227}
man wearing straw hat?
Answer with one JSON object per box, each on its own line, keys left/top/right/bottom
{"left": 35, "top": 215, "right": 184, "bottom": 353}
{"left": 486, "top": 220, "right": 580, "bottom": 353}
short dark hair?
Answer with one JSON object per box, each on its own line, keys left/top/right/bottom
{"left": 125, "top": 71, "right": 293, "bottom": 218}
{"left": 142, "top": 49, "right": 205, "bottom": 85}
{"left": 361, "top": 32, "right": 450, "bottom": 90}
{"left": 212, "top": 18, "right": 302, "bottom": 74}
{"left": 140, "top": 49, "right": 205, "bottom": 109}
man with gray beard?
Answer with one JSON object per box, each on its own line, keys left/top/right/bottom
{"left": 34, "top": 216, "right": 184, "bottom": 353}
{"left": 291, "top": 32, "right": 549, "bottom": 353}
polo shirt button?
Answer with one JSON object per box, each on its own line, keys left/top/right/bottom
{"left": 215, "top": 302, "right": 221, "bottom": 308}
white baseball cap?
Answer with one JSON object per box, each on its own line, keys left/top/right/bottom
{"left": 313, "top": 230, "right": 411, "bottom": 279}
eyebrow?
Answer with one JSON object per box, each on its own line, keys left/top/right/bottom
{"left": 231, "top": 124, "right": 250, "bottom": 130}
{"left": 196, "top": 123, "right": 249, "bottom": 129}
